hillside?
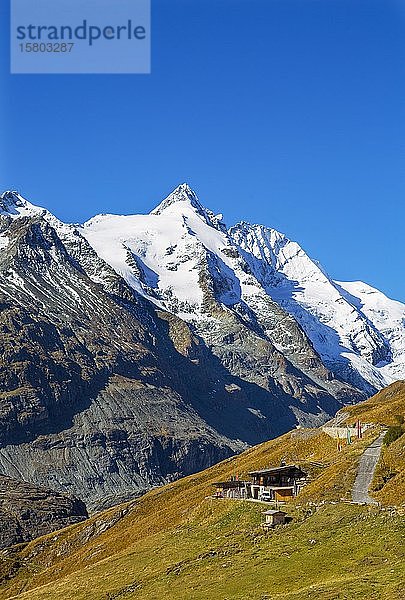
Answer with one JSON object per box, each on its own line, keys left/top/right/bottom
{"left": 342, "top": 380, "right": 405, "bottom": 426}
{"left": 0, "top": 382, "right": 404, "bottom": 600}
{"left": 341, "top": 381, "right": 405, "bottom": 505}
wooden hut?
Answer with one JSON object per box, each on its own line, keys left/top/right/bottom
{"left": 248, "top": 465, "right": 307, "bottom": 502}
{"left": 211, "top": 480, "right": 250, "bottom": 499}
{"left": 262, "top": 509, "right": 287, "bottom": 528}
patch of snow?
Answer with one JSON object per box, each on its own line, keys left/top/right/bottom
{"left": 247, "top": 408, "right": 267, "bottom": 419}
{"left": 0, "top": 235, "right": 8, "bottom": 250}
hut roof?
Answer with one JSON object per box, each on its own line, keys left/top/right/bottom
{"left": 248, "top": 464, "right": 306, "bottom": 477}
{"left": 263, "top": 510, "right": 287, "bottom": 515}
{"left": 211, "top": 480, "right": 250, "bottom": 488}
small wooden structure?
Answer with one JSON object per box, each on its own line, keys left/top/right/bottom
{"left": 212, "top": 480, "right": 250, "bottom": 499}
{"left": 262, "top": 509, "right": 287, "bottom": 528}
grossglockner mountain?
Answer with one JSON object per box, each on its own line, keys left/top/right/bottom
{"left": 0, "top": 185, "right": 404, "bottom": 509}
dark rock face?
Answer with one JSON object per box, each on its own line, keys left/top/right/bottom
{"left": 0, "top": 475, "right": 87, "bottom": 549}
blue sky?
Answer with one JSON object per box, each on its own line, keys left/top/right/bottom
{"left": 1, "top": 0, "right": 404, "bottom": 300}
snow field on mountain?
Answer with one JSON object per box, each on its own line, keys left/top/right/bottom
{"left": 2, "top": 186, "right": 404, "bottom": 392}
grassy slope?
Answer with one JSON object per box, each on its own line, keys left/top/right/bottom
{"left": 5, "top": 503, "right": 405, "bottom": 600}
{"left": 1, "top": 382, "right": 404, "bottom": 600}
{"left": 342, "top": 381, "right": 405, "bottom": 426}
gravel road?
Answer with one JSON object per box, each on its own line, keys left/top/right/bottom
{"left": 352, "top": 432, "right": 386, "bottom": 504}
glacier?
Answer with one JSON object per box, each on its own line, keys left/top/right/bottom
{"left": 79, "top": 183, "right": 405, "bottom": 393}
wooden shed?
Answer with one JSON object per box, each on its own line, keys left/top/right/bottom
{"left": 262, "top": 509, "right": 287, "bottom": 528}
{"left": 211, "top": 480, "right": 250, "bottom": 499}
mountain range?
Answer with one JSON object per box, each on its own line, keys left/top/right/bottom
{"left": 0, "top": 184, "right": 404, "bottom": 509}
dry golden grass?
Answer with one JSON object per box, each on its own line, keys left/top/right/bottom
{"left": 0, "top": 429, "right": 378, "bottom": 599}
{"left": 372, "top": 434, "right": 405, "bottom": 505}
{"left": 343, "top": 380, "right": 405, "bottom": 426}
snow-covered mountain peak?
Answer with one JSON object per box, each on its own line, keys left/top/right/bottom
{"left": 79, "top": 187, "right": 405, "bottom": 392}
{"left": 151, "top": 183, "right": 204, "bottom": 216}
{"left": 150, "top": 184, "right": 227, "bottom": 233}
{"left": 228, "top": 219, "right": 405, "bottom": 389}
{"left": 0, "top": 191, "right": 21, "bottom": 210}
{"left": 230, "top": 221, "right": 320, "bottom": 289}
{"left": 231, "top": 222, "right": 290, "bottom": 262}
{"left": 0, "top": 191, "right": 46, "bottom": 219}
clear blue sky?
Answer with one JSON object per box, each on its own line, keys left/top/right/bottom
{"left": 1, "top": 0, "right": 404, "bottom": 300}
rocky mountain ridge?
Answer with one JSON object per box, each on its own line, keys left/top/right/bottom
{"left": 0, "top": 185, "right": 403, "bottom": 509}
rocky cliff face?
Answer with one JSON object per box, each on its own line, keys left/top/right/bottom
{"left": 0, "top": 475, "right": 87, "bottom": 549}
{"left": 0, "top": 186, "right": 402, "bottom": 510}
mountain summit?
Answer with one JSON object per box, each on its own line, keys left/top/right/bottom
{"left": 83, "top": 184, "right": 405, "bottom": 393}
{"left": 150, "top": 183, "right": 227, "bottom": 232}
{"left": 150, "top": 183, "right": 204, "bottom": 215}
{"left": 0, "top": 183, "right": 404, "bottom": 508}
{"left": 0, "top": 190, "right": 45, "bottom": 218}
